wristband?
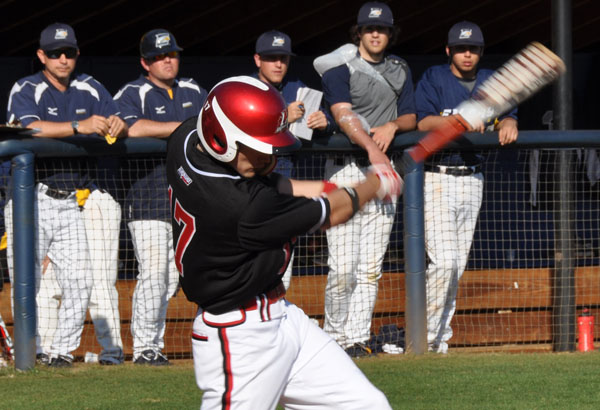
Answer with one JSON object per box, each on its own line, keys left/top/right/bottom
{"left": 322, "top": 181, "right": 338, "bottom": 194}
{"left": 342, "top": 187, "right": 360, "bottom": 217}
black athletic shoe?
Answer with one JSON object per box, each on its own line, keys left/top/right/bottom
{"left": 36, "top": 353, "right": 50, "bottom": 365}
{"left": 98, "top": 357, "right": 124, "bottom": 365}
{"left": 133, "top": 349, "right": 170, "bottom": 366}
{"left": 345, "top": 342, "right": 376, "bottom": 358}
{"left": 49, "top": 355, "right": 73, "bottom": 368}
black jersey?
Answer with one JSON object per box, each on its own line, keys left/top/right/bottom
{"left": 167, "top": 117, "right": 330, "bottom": 314}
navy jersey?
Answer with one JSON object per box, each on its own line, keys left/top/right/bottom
{"left": 114, "top": 75, "right": 207, "bottom": 221}
{"left": 167, "top": 117, "right": 329, "bottom": 314}
{"left": 415, "top": 64, "right": 518, "bottom": 166}
{"left": 321, "top": 54, "right": 416, "bottom": 129}
{"left": 114, "top": 75, "right": 207, "bottom": 126}
{"left": 7, "top": 71, "right": 119, "bottom": 190}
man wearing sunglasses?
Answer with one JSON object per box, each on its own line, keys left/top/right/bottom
{"left": 6, "top": 22, "right": 128, "bottom": 367}
{"left": 114, "top": 28, "right": 207, "bottom": 366}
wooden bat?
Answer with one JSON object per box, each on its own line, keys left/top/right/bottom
{"left": 405, "top": 41, "right": 566, "bottom": 165}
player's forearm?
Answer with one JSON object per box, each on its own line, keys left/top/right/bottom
{"left": 128, "top": 119, "right": 181, "bottom": 138}
{"left": 327, "top": 173, "right": 379, "bottom": 227}
{"left": 289, "top": 180, "right": 328, "bottom": 198}
{"left": 332, "top": 107, "right": 380, "bottom": 155}
{"left": 391, "top": 113, "right": 417, "bottom": 133}
{"left": 27, "top": 120, "right": 77, "bottom": 138}
{"left": 416, "top": 115, "right": 447, "bottom": 131}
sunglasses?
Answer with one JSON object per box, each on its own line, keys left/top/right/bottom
{"left": 148, "top": 51, "right": 179, "bottom": 62}
{"left": 45, "top": 48, "right": 78, "bottom": 59}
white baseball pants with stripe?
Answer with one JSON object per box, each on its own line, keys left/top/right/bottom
{"left": 192, "top": 298, "right": 391, "bottom": 410}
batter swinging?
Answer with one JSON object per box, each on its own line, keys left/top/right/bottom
{"left": 167, "top": 76, "right": 400, "bottom": 409}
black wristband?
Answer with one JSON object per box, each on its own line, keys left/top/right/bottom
{"left": 342, "top": 187, "right": 360, "bottom": 217}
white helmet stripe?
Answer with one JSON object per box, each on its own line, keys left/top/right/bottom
{"left": 213, "top": 75, "right": 269, "bottom": 91}
{"left": 212, "top": 96, "right": 274, "bottom": 154}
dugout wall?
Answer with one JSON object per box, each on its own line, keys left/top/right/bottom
{"left": 3, "top": 131, "right": 600, "bottom": 369}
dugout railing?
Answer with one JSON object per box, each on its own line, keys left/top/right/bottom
{"left": 2, "top": 130, "right": 600, "bottom": 370}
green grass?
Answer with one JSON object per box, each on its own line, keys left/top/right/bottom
{"left": 2, "top": 352, "right": 600, "bottom": 409}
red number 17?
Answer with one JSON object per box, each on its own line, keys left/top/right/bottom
{"left": 169, "top": 186, "right": 196, "bottom": 277}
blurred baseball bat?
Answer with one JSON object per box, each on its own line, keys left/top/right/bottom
{"left": 404, "top": 41, "right": 566, "bottom": 167}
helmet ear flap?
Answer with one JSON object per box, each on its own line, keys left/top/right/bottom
{"left": 197, "top": 98, "right": 238, "bottom": 162}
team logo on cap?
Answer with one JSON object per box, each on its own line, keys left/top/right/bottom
{"left": 459, "top": 28, "right": 473, "bottom": 40}
{"left": 368, "top": 7, "right": 383, "bottom": 19}
{"left": 154, "top": 33, "right": 172, "bottom": 49}
{"left": 54, "top": 28, "right": 69, "bottom": 40}
{"left": 271, "top": 36, "right": 285, "bottom": 47}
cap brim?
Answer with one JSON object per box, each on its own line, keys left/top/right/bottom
{"left": 447, "top": 40, "right": 484, "bottom": 47}
{"left": 357, "top": 21, "right": 394, "bottom": 28}
{"left": 257, "top": 50, "right": 296, "bottom": 56}
{"left": 143, "top": 45, "right": 183, "bottom": 58}
{"left": 41, "top": 42, "right": 78, "bottom": 51}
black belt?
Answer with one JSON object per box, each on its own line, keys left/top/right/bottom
{"left": 333, "top": 157, "right": 370, "bottom": 167}
{"left": 44, "top": 187, "right": 74, "bottom": 200}
{"left": 425, "top": 164, "right": 482, "bottom": 176}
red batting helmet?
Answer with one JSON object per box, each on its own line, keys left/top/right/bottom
{"left": 197, "top": 76, "right": 301, "bottom": 163}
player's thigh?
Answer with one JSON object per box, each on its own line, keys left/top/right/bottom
{"left": 128, "top": 220, "right": 171, "bottom": 272}
{"left": 193, "top": 308, "right": 295, "bottom": 410}
{"left": 280, "top": 337, "right": 391, "bottom": 410}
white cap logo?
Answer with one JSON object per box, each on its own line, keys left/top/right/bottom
{"left": 271, "top": 36, "right": 285, "bottom": 47}
{"left": 459, "top": 28, "right": 473, "bottom": 40}
{"left": 154, "top": 33, "right": 172, "bottom": 49}
{"left": 369, "top": 7, "right": 383, "bottom": 18}
{"left": 54, "top": 28, "right": 69, "bottom": 40}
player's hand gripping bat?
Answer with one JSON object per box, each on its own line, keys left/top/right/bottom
{"left": 401, "top": 41, "right": 566, "bottom": 171}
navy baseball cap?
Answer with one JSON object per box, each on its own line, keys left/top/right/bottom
{"left": 357, "top": 2, "right": 394, "bottom": 28}
{"left": 447, "top": 21, "right": 485, "bottom": 47}
{"left": 39, "top": 23, "right": 78, "bottom": 51}
{"left": 140, "top": 29, "right": 183, "bottom": 58}
{"left": 255, "top": 30, "right": 295, "bottom": 56}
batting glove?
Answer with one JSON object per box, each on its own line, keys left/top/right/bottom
{"left": 370, "top": 164, "right": 404, "bottom": 201}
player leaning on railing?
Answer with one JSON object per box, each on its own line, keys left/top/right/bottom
{"left": 167, "top": 76, "right": 401, "bottom": 409}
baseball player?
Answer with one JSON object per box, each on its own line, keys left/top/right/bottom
{"left": 315, "top": 1, "right": 416, "bottom": 357}
{"left": 114, "top": 28, "right": 207, "bottom": 365}
{"left": 167, "top": 76, "right": 400, "bottom": 409}
{"left": 252, "top": 29, "right": 334, "bottom": 288}
{"left": 415, "top": 21, "right": 518, "bottom": 353}
{"left": 5, "top": 22, "right": 127, "bottom": 367}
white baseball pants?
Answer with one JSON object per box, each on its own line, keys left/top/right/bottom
{"left": 424, "top": 171, "right": 484, "bottom": 352}
{"left": 128, "top": 219, "right": 179, "bottom": 358}
{"left": 323, "top": 159, "right": 396, "bottom": 348}
{"left": 82, "top": 189, "right": 124, "bottom": 362}
{"left": 6, "top": 184, "right": 93, "bottom": 359}
{"left": 192, "top": 298, "right": 391, "bottom": 410}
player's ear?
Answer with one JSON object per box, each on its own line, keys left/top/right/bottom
{"left": 253, "top": 54, "right": 262, "bottom": 69}
{"left": 140, "top": 57, "right": 151, "bottom": 71}
{"left": 445, "top": 46, "right": 451, "bottom": 57}
{"left": 37, "top": 49, "right": 46, "bottom": 65}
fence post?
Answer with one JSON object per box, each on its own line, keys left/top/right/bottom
{"left": 552, "top": 0, "right": 576, "bottom": 351}
{"left": 403, "top": 161, "right": 427, "bottom": 354}
{"left": 11, "top": 153, "right": 36, "bottom": 370}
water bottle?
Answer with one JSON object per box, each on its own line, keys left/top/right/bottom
{"left": 577, "top": 308, "right": 594, "bottom": 352}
